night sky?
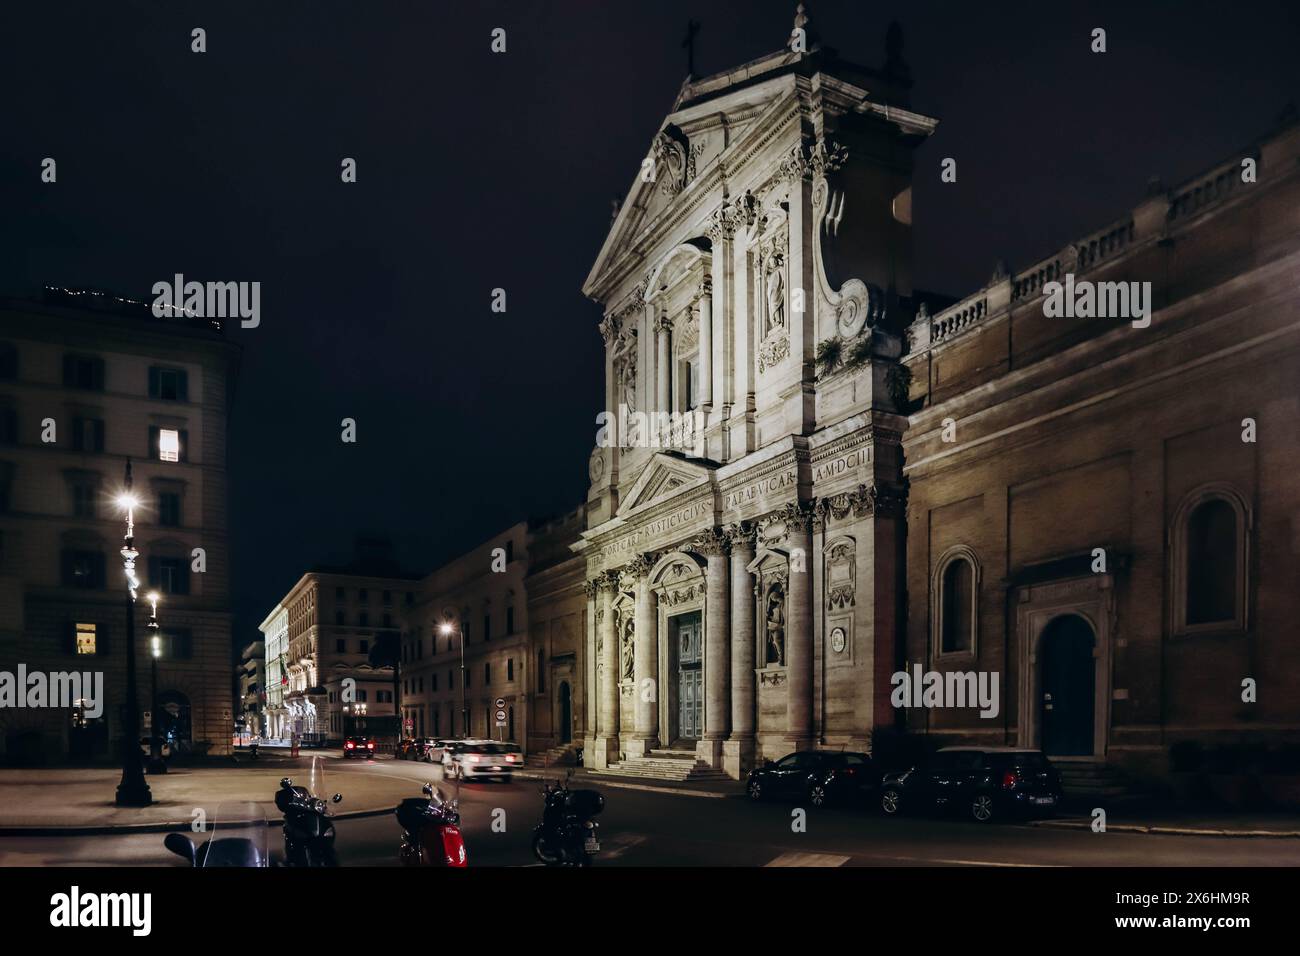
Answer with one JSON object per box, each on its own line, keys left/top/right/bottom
{"left": 2, "top": 1, "right": 1297, "bottom": 649}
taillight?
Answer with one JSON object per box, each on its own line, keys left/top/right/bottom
{"left": 367, "top": 742, "right": 374, "bottom": 750}
{"left": 345, "top": 742, "right": 354, "bottom": 749}
{"left": 441, "top": 826, "right": 467, "bottom": 867}
{"left": 1001, "top": 770, "right": 1018, "bottom": 790}
{"left": 506, "top": 755, "right": 516, "bottom": 762}
{"left": 468, "top": 755, "right": 480, "bottom": 763}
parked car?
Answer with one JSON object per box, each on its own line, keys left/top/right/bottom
{"left": 444, "top": 741, "right": 522, "bottom": 782}
{"left": 343, "top": 735, "right": 376, "bottom": 759}
{"left": 879, "top": 747, "right": 1062, "bottom": 823}
{"left": 746, "top": 750, "right": 879, "bottom": 807}
{"left": 397, "top": 737, "right": 436, "bottom": 761}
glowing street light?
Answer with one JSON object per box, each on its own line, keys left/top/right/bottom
{"left": 114, "top": 460, "right": 152, "bottom": 806}
{"left": 440, "top": 619, "right": 467, "bottom": 737}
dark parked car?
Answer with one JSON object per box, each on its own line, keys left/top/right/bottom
{"left": 343, "top": 735, "right": 376, "bottom": 759}
{"left": 879, "top": 747, "right": 1062, "bottom": 823}
{"left": 397, "top": 737, "right": 435, "bottom": 761}
{"left": 746, "top": 750, "right": 878, "bottom": 808}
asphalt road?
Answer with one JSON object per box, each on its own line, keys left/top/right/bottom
{"left": 4, "top": 756, "right": 1299, "bottom": 867}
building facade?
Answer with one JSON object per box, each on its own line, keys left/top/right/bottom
{"left": 401, "top": 525, "right": 530, "bottom": 744}
{"left": 578, "top": 22, "right": 923, "bottom": 778}
{"left": 900, "top": 113, "right": 1300, "bottom": 789}
{"left": 237, "top": 639, "right": 264, "bottom": 738}
{"left": 0, "top": 288, "right": 239, "bottom": 762}
{"left": 268, "top": 551, "right": 417, "bottom": 744}
{"left": 259, "top": 603, "right": 289, "bottom": 739}
{"left": 576, "top": 13, "right": 1300, "bottom": 786}
{"left": 525, "top": 509, "right": 587, "bottom": 756}
{"left": 400, "top": 515, "right": 586, "bottom": 755}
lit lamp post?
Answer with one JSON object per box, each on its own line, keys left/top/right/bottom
{"left": 146, "top": 591, "right": 167, "bottom": 774}
{"left": 114, "top": 461, "right": 152, "bottom": 806}
{"left": 440, "top": 621, "right": 466, "bottom": 737}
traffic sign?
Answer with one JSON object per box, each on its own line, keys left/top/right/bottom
{"left": 495, "top": 708, "right": 507, "bottom": 723}
{"left": 494, "top": 697, "right": 505, "bottom": 709}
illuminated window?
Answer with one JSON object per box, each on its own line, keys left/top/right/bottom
{"left": 75, "top": 622, "right": 97, "bottom": 655}
{"left": 159, "top": 429, "right": 180, "bottom": 462}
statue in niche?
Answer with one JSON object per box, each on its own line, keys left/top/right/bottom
{"left": 765, "top": 583, "right": 786, "bottom": 665}
{"left": 620, "top": 617, "right": 635, "bottom": 680}
{"left": 621, "top": 352, "right": 637, "bottom": 413}
{"left": 764, "top": 253, "right": 786, "bottom": 334}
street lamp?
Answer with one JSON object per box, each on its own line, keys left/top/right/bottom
{"left": 440, "top": 620, "right": 466, "bottom": 737}
{"left": 114, "top": 460, "right": 152, "bottom": 806}
{"left": 146, "top": 591, "right": 167, "bottom": 774}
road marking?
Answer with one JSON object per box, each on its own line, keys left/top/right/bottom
{"left": 603, "top": 834, "right": 647, "bottom": 859}
{"left": 765, "top": 851, "right": 850, "bottom": 867}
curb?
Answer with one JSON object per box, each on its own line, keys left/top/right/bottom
{"left": 512, "top": 769, "right": 737, "bottom": 799}
{"left": 1027, "top": 818, "right": 1300, "bottom": 838}
{"left": 0, "top": 806, "right": 396, "bottom": 838}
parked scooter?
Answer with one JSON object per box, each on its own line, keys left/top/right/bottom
{"left": 165, "top": 801, "right": 269, "bottom": 867}
{"left": 395, "top": 781, "right": 467, "bottom": 867}
{"left": 276, "top": 757, "right": 342, "bottom": 866}
{"left": 532, "top": 772, "right": 603, "bottom": 866}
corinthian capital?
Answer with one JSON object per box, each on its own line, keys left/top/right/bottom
{"left": 624, "top": 552, "right": 654, "bottom": 579}
{"left": 689, "top": 527, "right": 729, "bottom": 557}
{"left": 723, "top": 521, "right": 756, "bottom": 551}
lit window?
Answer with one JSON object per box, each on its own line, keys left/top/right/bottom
{"left": 76, "top": 622, "right": 97, "bottom": 655}
{"left": 159, "top": 429, "right": 180, "bottom": 462}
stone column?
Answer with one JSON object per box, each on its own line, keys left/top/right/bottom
{"left": 656, "top": 314, "right": 672, "bottom": 423}
{"left": 723, "top": 523, "right": 756, "bottom": 778}
{"left": 695, "top": 529, "right": 729, "bottom": 768}
{"left": 697, "top": 281, "right": 713, "bottom": 408}
{"left": 626, "top": 555, "right": 659, "bottom": 758}
{"left": 590, "top": 573, "right": 620, "bottom": 769}
{"left": 785, "top": 504, "right": 815, "bottom": 748}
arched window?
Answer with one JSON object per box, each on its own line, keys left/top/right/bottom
{"left": 933, "top": 547, "right": 980, "bottom": 657}
{"left": 1172, "top": 485, "right": 1249, "bottom": 634}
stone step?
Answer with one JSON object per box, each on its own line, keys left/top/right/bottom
{"left": 1054, "top": 762, "right": 1131, "bottom": 797}
{"left": 587, "top": 755, "right": 730, "bottom": 782}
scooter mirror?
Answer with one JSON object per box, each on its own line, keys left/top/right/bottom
{"left": 422, "top": 782, "right": 434, "bottom": 797}
{"left": 164, "top": 832, "right": 196, "bottom": 864}
{"left": 280, "top": 777, "right": 293, "bottom": 789}
{"left": 332, "top": 793, "right": 343, "bottom": 804}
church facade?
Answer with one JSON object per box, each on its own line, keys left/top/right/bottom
{"left": 577, "top": 26, "right": 927, "bottom": 778}
{"left": 577, "top": 15, "right": 1300, "bottom": 791}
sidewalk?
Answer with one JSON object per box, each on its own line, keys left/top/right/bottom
{"left": 1028, "top": 799, "right": 1300, "bottom": 838}
{"left": 0, "top": 760, "right": 415, "bottom": 835}
{"left": 512, "top": 766, "right": 745, "bottom": 800}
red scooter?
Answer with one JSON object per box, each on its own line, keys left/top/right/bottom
{"left": 396, "top": 782, "right": 467, "bottom": 867}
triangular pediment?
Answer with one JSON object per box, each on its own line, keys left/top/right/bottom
{"left": 616, "top": 452, "right": 716, "bottom": 518}
{"left": 583, "top": 73, "right": 799, "bottom": 303}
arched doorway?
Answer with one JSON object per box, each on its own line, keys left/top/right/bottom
{"left": 157, "top": 690, "right": 192, "bottom": 754}
{"left": 1039, "top": 615, "right": 1096, "bottom": 756}
{"left": 558, "top": 682, "right": 572, "bottom": 744}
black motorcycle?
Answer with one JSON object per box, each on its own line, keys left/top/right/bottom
{"left": 532, "top": 772, "right": 603, "bottom": 866}
{"left": 276, "top": 767, "right": 342, "bottom": 867}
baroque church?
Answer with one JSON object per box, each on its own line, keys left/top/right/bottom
{"left": 576, "top": 7, "right": 1300, "bottom": 792}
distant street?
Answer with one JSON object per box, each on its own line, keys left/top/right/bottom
{"left": 3, "top": 756, "right": 1299, "bottom": 867}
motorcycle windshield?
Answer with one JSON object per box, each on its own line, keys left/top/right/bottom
{"left": 204, "top": 801, "right": 269, "bottom": 867}
{"left": 306, "top": 754, "right": 328, "bottom": 801}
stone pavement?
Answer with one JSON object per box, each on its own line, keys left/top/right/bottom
{"left": 0, "top": 756, "right": 416, "bottom": 834}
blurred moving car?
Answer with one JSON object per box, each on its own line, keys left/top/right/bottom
{"left": 343, "top": 735, "right": 376, "bottom": 759}
{"left": 444, "top": 741, "right": 522, "bottom": 781}
{"left": 879, "top": 747, "right": 1062, "bottom": 823}
{"left": 745, "top": 750, "right": 878, "bottom": 807}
